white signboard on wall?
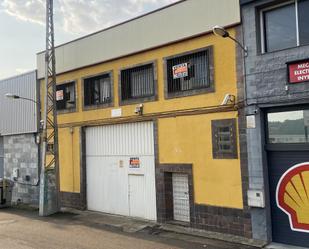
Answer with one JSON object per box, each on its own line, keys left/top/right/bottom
{"left": 56, "top": 90, "right": 64, "bottom": 101}
{"left": 246, "top": 115, "right": 256, "bottom": 129}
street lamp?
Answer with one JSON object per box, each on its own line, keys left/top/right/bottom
{"left": 212, "top": 25, "right": 248, "bottom": 56}
{"left": 5, "top": 93, "right": 39, "bottom": 105}
{"left": 213, "top": 25, "right": 249, "bottom": 106}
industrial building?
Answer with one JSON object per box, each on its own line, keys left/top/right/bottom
{"left": 36, "top": 0, "right": 251, "bottom": 238}
{"left": 0, "top": 71, "right": 40, "bottom": 206}
{"left": 241, "top": 0, "right": 309, "bottom": 247}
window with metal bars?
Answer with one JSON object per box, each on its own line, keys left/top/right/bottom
{"left": 84, "top": 73, "right": 112, "bottom": 106}
{"left": 120, "top": 63, "right": 155, "bottom": 101}
{"left": 166, "top": 49, "right": 210, "bottom": 94}
{"left": 212, "top": 119, "right": 238, "bottom": 159}
{"left": 56, "top": 82, "right": 76, "bottom": 111}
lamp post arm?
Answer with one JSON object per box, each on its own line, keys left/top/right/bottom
{"left": 228, "top": 36, "right": 248, "bottom": 55}
{"left": 18, "top": 96, "right": 40, "bottom": 105}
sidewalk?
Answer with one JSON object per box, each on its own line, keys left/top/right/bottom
{"left": 0, "top": 207, "right": 261, "bottom": 249}
{"left": 61, "top": 207, "right": 264, "bottom": 248}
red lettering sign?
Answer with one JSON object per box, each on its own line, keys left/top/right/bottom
{"left": 289, "top": 61, "right": 309, "bottom": 83}
{"left": 172, "top": 63, "right": 188, "bottom": 79}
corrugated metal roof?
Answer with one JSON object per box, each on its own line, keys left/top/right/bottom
{"left": 0, "top": 71, "right": 38, "bottom": 135}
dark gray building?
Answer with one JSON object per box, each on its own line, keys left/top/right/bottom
{"left": 0, "top": 71, "right": 40, "bottom": 207}
{"left": 241, "top": 0, "right": 309, "bottom": 247}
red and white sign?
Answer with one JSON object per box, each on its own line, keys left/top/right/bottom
{"left": 289, "top": 61, "right": 309, "bottom": 83}
{"left": 129, "top": 157, "right": 140, "bottom": 169}
{"left": 56, "top": 90, "right": 64, "bottom": 101}
{"left": 172, "top": 63, "right": 188, "bottom": 79}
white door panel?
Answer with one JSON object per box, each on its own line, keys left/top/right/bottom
{"left": 128, "top": 175, "right": 145, "bottom": 218}
{"left": 173, "top": 173, "right": 190, "bottom": 222}
{"left": 86, "top": 122, "right": 157, "bottom": 220}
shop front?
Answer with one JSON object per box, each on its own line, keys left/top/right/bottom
{"left": 266, "top": 106, "right": 309, "bottom": 247}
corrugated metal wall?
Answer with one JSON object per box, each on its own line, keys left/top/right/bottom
{"left": 0, "top": 71, "right": 38, "bottom": 135}
{"left": 85, "top": 122, "right": 157, "bottom": 220}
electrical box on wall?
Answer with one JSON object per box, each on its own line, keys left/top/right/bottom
{"left": 12, "top": 168, "right": 19, "bottom": 178}
{"left": 247, "top": 189, "right": 265, "bottom": 208}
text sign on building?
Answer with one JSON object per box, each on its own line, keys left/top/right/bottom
{"left": 288, "top": 60, "right": 309, "bottom": 83}
{"left": 172, "top": 63, "right": 188, "bottom": 79}
{"left": 129, "top": 157, "right": 140, "bottom": 168}
{"left": 56, "top": 90, "right": 64, "bottom": 101}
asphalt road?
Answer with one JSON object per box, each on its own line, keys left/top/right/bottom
{"left": 0, "top": 208, "right": 259, "bottom": 249}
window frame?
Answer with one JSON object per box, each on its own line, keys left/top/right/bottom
{"left": 211, "top": 118, "right": 238, "bottom": 159}
{"left": 266, "top": 105, "right": 309, "bottom": 146}
{"left": 118, "top": 60, "right": 157, "bottom": 106}
{"left": 82, "top": 70, "right": 114, "bottom": 111}
{"left": 163, "top": 46, "right": 214, "bottom": 99}
{"left": 259, "top": 0, "right": 308, "bottom": 53}
{"left": 56, "top": 80, "right": 77, "bottom": 114}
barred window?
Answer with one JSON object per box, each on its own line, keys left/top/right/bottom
{"left": 121, "top": 63, "right": 154, "bottom": 100}
{"left": 84, "top": 73, "right": 112, "bottom": 106}
{"left": 56, "top": 82, "right": 75, "bottom": 110}
{"left": 212, "top": 119, "right": 238, "bottom": 159}
{"left": 166, "top": 50, "right": 210, "bottom": 93}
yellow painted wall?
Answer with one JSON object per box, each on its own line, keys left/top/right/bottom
{"left": 58, "top": 127, "right": 80, "bottom": 192}
{"left": 43, "top": 28, "right": 238, "bottom": 126}
{"left": 40, "top": 27, "right": 243, "bottom": 206}
{"left": 158, "top": 112, "right": 243, "bottom": 209}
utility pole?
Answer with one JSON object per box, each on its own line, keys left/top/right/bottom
{"left": 39, "top": 0, "right": 60, "bottom": 216}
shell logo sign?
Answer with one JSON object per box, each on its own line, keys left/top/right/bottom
{"left": 276, "top": 162, "right": 309, "bottom": 233}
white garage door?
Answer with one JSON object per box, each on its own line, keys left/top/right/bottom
{"left": 86, "top": 122, "right": 157, "bottom": 220}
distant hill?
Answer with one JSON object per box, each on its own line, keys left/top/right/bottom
{"left": 269, "top": 119, "right": 305, "bottom": 135}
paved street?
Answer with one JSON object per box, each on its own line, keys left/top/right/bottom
{"left": 0, "top": 208, "right": 259, "bottom": 249}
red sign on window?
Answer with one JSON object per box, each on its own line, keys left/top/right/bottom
{"left": 172, "top": 63, "right": 188, "bottom": 79}
{"left": 288, "top": 60, "right": 309, "bottom": 83}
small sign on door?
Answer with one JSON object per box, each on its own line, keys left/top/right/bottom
{"left": 129, "top": 157, "right": 140, "bottom": 168}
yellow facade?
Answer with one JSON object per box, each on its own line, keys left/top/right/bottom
{"left": 58, "top": 127, "right": 81, "bottom": 193}
{"left": 41, "top": 27, "right": 243, "bottom": 209}
{"left": 158, "top": 112, "right": 243, "bottom": 209}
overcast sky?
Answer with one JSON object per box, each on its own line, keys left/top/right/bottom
{"left": 0, "top": 0, "right": 178, "bottom": 80}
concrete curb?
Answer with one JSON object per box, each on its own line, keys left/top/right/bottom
{"left": 158, "top": 224, "right": 266, "bottom": 248}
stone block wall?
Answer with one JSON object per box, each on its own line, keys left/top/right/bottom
{"left": 3, "top": 134, "right": 40, "bottom": 206}
{"left": 242, "top": 0, "right": 309, "bottom": 242}
{"left": 242, "top": 0, "right": 309, "bottom": 106}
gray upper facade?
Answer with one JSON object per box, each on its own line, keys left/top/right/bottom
{"left": 242, "top": 0, "right": 309, "bottom": 107}
{"left": 0, "top": 71, "right": 38, "bottom": 135}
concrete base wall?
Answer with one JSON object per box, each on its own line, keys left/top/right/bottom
{"left": 3, "top": 134, "right": 40, "bottom": 206}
